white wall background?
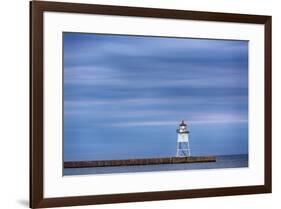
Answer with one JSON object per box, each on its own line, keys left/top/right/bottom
{"left": 0, "top": 0, "right": 279, "bottom": 208}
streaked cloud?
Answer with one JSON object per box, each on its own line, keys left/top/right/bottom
{"left": 63, "top": 32, "right": 249, "bottom": 160}
{"left": 109, "top": 113, "right": 247, "bottom": 127}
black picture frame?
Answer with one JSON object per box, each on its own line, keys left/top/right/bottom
{"left": 30, "top": 1, "right": 272, "bottom": 208}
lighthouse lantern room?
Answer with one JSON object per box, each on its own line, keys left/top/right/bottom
{"left": 176, "top": 120, "right": 191, "bottom": 157}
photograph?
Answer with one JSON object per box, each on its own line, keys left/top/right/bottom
{"left": 63, "top": 32, "right": 249, "bottom": 176}
{"left": 30, "top": 2, "right": 271, "bottom": 207}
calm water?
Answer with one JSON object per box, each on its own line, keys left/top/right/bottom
{"left": 64, "top": 154, "right": 248, "bottom": 176}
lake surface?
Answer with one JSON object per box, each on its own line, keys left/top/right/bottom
{"left": 64, "top": 154, "right": 248, "bottom": 176}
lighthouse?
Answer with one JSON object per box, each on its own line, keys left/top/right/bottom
{"left": 176, "top": 120, "right": 191, "bottom": 157}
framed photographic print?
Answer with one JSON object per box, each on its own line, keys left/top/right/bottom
{"left": 30, "top": 0, "right": 272, "bottom": 208}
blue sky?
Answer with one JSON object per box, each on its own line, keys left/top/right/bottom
{"left": 63, "top": 32, "right": 248, "bottom": 161}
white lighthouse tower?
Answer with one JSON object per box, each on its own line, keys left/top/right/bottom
{"left": 176, "top": 120, "right": 191, "bottom": 157}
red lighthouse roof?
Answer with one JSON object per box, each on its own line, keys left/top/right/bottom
{"left": 180, "top": 120, "right": 187, "bottom": 126}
